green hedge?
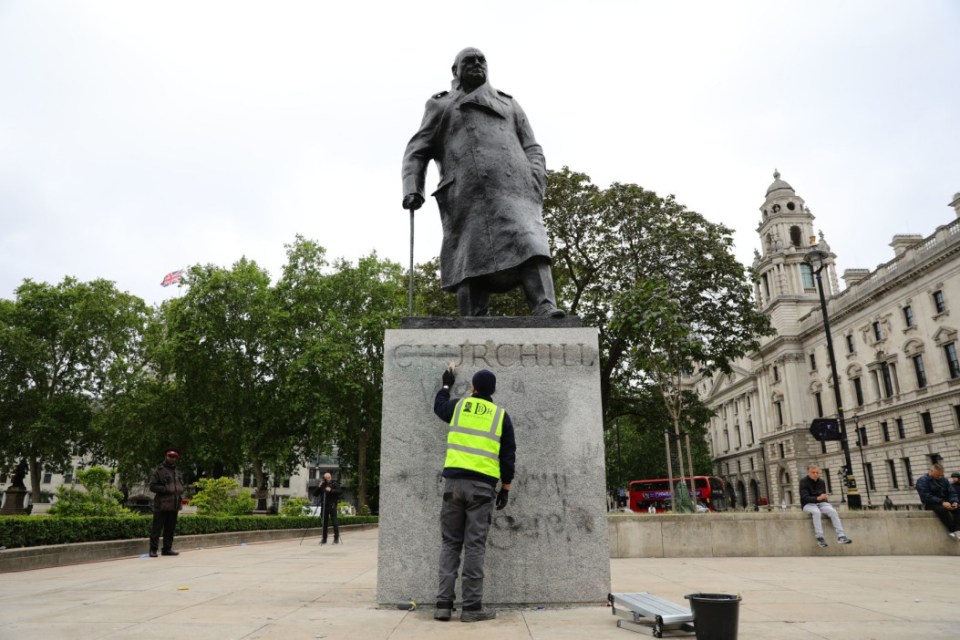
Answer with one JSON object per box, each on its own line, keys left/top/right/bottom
{"left": 0, "top": 515, "right": 378, "bottom": 549}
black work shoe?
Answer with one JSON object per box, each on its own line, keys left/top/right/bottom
{"left": 433, "top": 607, "right": 452, "bottom": 621}
{"left": 148, "top": 550, "right": 158, "bottom": 558}
{"left": 461, "top": 608, "right": 496, "bottom": 622}
{"left": 838, "top": 536, "right": 852, "bottom": 545}
{"left": 334, "top": 537, "right": 340, "bottom": 544}
{"left": 320, "top": 539, "right": 327, "bottom": 545}
{"left": 816, "top": 537, "right": 828, "bottom": 548}
{"left": 161, "top": 549, "right": 179, "bottom": 556}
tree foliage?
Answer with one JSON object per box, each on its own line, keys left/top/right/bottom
{"left": 0, "top": 277, "right": 149, "bottom": 501}
{"left": 544, "top": 167, "right": 772, "bottom": 427}
{"left": 189, "top": 477, "right": 256, "bottom": 516}
{"left": 49, "top": 466, "right": 133, "bottom": 517}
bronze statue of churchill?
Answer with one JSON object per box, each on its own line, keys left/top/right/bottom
{"left": 402, "top": 48, "right": 564, "bottom": 318}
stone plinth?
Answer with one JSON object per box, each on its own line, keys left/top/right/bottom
{"left": 376, "top": 324, "right": 610, "bottom": 606}
{"left": 0, "top": 488, "right": 28, "bottom": 515}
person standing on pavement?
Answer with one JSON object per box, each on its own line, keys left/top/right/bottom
{"left": 315, "top": 472, "right": 342, "bottom": 545}
{"left": 148, "top": 448, "right": 185, "bottom": 557}
{"left": 916, "top": 463, "right": 960, "bottom": 540}
{"left": 799, "top": 463, "right": 852, "bottom": 548}
{"left": 432, "top": 366, "right": 515, "bottom": 623}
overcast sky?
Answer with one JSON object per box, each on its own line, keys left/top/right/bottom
{"left": 2, "top": 1, "right": 958, "bottom": 307}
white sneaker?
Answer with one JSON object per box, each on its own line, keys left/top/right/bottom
{"left": 950, "top": 532, "right": 960, "bottom": 541}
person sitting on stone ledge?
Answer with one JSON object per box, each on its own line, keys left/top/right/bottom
{"left": 799, "top": 463, "right": 852, "bottom": 548}
{"left": 916, "top": 463, "right": 960, "bottom": 541}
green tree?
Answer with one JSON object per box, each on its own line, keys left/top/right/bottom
{"left": 49, "top": 466, "right": 133, "bottom": 517}
{"left": 0, "top": 278, "right": 148, "bottom": 502}
{"left": 543, "top": 167, "right": 772, "bottom": 425}
{"left": 189, "top": 476, "right": 255, "bottom": 516}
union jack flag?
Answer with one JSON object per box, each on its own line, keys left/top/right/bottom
{"left": 161, "top": 270, "right": 184, "bottom": 287}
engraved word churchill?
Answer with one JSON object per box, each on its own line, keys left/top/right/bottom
{"left": 393, "top": 340, "right": 597, "bottom": 369}
{"left": 401, "top": 48, "right": 565, "bottom": 319}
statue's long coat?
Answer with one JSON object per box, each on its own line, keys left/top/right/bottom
{"left": 402, "top": 82, "right": 550, "bottom": 292}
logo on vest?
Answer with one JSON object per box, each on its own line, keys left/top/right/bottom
{"left": 462, "top": 401, "right": 490, "bottom": 416}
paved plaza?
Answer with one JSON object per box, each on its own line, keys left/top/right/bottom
{"left": 1, "top": 527, "right": 957, "bottom": 639}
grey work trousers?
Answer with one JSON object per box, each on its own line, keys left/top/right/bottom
{"left": 437, "top": 477, "right": 496, "bottom": 609}
{"left": 803, "top": 502, "right": 846, "bottom": 538}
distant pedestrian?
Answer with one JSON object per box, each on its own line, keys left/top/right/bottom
{"left": 951, "top": 471, "right": 960, "bottom": 494}
{"left": 148, "top": 448, "right": 184, "bottom": 557}
{"left": 313, "top": 472, "right": 342, "bottom": 545}
{"left": 799, "top": 463, "right": 852, "bottom": 548}
{"left": 432, "top": 366, "right": 515, "bottom": 623}
{"left": 916, "top": 463, "right": 959, "bottom": 540}
{"left": 883, "top": 495, "right": 894, "bottom": 511}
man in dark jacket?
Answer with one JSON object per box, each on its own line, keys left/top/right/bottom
{"left": 431, "top": 367, "right": 515, "bottom": 623}
{"left": 148, "top": 448, "right": 185, "bottom": 557}
{"left": 916, "top": 463, "right": 959, "bottom": 539}
{"left": 798, "top": 463, "right": 852, "bottom": 548}
{"left": 313, "top": 472, "right": 342, "bottom": 545}
{"left": 402, "top": 47, "right": 564, "bottom": 318}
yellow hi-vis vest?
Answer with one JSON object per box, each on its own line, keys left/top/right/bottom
{"left": 445, "top": 397, "right": 504, "bottom": 479}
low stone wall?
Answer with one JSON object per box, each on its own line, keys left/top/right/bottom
{"left": 608, "top": 511, "right": 960, "bottom": 557}
{"left": 0, "top": 524, "right": 378, "bottom": 572}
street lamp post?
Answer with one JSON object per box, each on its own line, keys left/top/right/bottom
{"left": 852, "top": 415, "right": 872, "bottom": 508}
{"left": 804, "top": 248, "right": 863, "bottom": 509}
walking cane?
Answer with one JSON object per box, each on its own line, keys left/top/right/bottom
{"left": 408, "top": 206, "right": 415, "bottom": 317}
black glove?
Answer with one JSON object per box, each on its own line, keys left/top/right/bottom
{"left": 495, "top": 488, "right": 509, "bottom": 510}
{"left": 402, "top": 194, "right": 424, "bottom": 211}
{"left": 442, "top": 368, "right": 456, "bottom": 387}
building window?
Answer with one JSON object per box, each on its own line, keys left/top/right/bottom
{"left": 242, "top": 471, "right": 252, "bottom": 488}
{"left": 903, "top": 458, "right": 914, "bottom": 487}
{"left": 873, "top": 321, "right": 883, "bottom": 341}
{"left": 800, "top": 263, "right": 815, "bottom": 289}
{"left": 814, "top": 392, "right": 823, "bottom": 418}
{"left": 810, "top": 353, "right": 817, "bottom": 370}
{"left": 886, "top": 459, "right": 899, "bottom": 489}
{"left": 778, "top": 442, "right": 785, "bottom": 458}
{"left": 820, "top": 440, "right": 827, "bottom": 454}
{"left": 773, "top": 366, "right": 780, "bottom": 382}
{"left": 945, "top": 343, "right": 960, "bottom": 379}
{"left": 748, "top": 420, "right": 755, "bottom": 444}
{"left": 865, "top": 462, "right": 876, "bottom": 491}
{"left": 933, "top": 290, "right": 946, "bottom": 314}
{"left": 858, "top": 426, "right": 868, "bottom": 446}
{"left": 903, "top": 305, "right": 914, "bottom": 327}
{"left": 955, "top": 405, "right": 960, "bottom": 428}
{"left": 63, "top": 468, "right": 74, "bottom": 484}
{"left": 42, "top": 467, "right": 52, "bottom": 484}
{"left": 846, "top": 334, "right": 855, "bottom": 354}
{"left": 913, "top": 354, "right": 927, "bottom": 389}
{"left": 881, "top": 421, "right": 890, "bottom": 442}
{"left": 775, "top": 401, "right": 783, "bottom": 426}
{"left": 824, "top": 468, "right": 833, "bottom": 493}
{"left": 881, "top": 362, "right": 895, "bottom": 397}
{"left": 921, "top": 411, "right": 934, "bottom": 434}
{"left": 896, "top": 417, "right": 906, "bottom": 439}
{"left": 762, "top": 273, "right": 770, "bottom": 299}
{"left": 853, "top": 378, "right": 864, "bottom": 406}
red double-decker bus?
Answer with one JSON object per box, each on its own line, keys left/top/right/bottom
{"left": 628, "top": 476, "right": 728, "bottom": 513}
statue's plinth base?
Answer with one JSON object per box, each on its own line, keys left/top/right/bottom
{"left": 0, "top": 488, "right": 29, "bottom": 516}
{"left": 376, "top": 323, "right": 610, "bottom": 606}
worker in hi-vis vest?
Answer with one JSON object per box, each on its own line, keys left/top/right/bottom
{"left": 431, "top": 366, "right": 516, "bottom": 623}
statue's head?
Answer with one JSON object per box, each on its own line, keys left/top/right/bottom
{"left": 452, "top": 47, "right": 487, "bottom": 92}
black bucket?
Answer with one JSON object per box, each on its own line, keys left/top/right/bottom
{"left": 684, "top": 593, "right": 742, "bottom": 640}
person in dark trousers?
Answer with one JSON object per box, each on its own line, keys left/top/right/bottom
{"left": 432, "top": 367, "right": 515, "bottom": 623}
{"left": 916, "top": 463, "right": 960, "bottom": 540}
{"left": 314, "top": 472, "right": 342, "bottom": 545}
{"left": 148, "top": 449, "right": 185, "bottom": 557}
{"left": 799, "top": 463, "right": 852, "bottom": 548}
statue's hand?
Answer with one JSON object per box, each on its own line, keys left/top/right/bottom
{"left": 402, "top": 194, "right": 424, "bottom": 211}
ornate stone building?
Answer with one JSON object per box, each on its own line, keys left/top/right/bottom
{"left": 696, "top": 173, "right": 960, "bottom": 509}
